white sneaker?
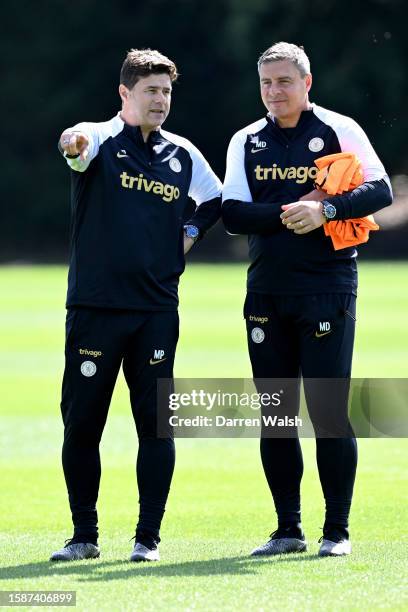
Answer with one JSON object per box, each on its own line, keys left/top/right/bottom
{"left": 130, "top": 542, "right": 160, "bottom": 562}
{"left": 318, "top": 538, "right": 352, "bottom": 557}
{"left": 251, "top": 528, "right": 307, "bottom": 556}
{"left": 50, "top": 542, "right": 100, "bottom": 562}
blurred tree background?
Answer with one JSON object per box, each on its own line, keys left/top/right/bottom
{"left": 2, "top": 0, "right": 407, "bottom": 261}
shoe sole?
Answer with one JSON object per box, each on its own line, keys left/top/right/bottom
{"left": 50, "top": 552, "right": 100, "bottom": 562}
{"left": 130, "top": 555, "right": 159, "bottom": 562}
{"left": 318, "top": 550, "right": 351, "bottom": 557}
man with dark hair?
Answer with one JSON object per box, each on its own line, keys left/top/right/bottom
{"left": 222, "top": 42, "right": 392, "bottom": 557}
{"left": 50, "top": 48, "right": 221, "bottom": 562}
{"left": 119, "top": 48, "right": 179, "bottom": 88}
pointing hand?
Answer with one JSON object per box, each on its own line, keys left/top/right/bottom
{"left": 60, "top": 131, "right": 90, "bottom": 161}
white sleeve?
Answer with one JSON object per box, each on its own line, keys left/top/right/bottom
{"left": 338, "top": 119, "right": 388, "bottom": 184}
{"left": 188, "top": 144, "right": 222, "bottom": 204}
{"left": 222, "top": 131, "right": 252, "bottom": 202}
{"left": 62, "top": 122, "right": 100, "bottom": 173}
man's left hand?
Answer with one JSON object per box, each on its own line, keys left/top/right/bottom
{"left": 280, "top": 201, "right": 326, "bottom": 234}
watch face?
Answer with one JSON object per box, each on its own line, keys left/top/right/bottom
{"left": 185, "top": 225, "right": 199, "bottom": 239}
{"left": 324, "top": 203, "right": 336, "bottom": 219}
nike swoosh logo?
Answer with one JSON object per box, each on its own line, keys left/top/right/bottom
{"left": 251, "top": 148, "right": 268, "bottom": 154}
{"left": 149, "top": 358, "right": 167, "bottom": 365}
{"left": 315, "top": 331, "right": 332, "bottom": 338}
{"left": 117, "top": 152, "right": 128, "bottom": 158}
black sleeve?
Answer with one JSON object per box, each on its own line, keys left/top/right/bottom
{"left": 221, "top": 199, "right": 284, "bottom": 235}
{"left": 187, "top": 197, "right": 222, "bottom": 238}
{"left": 325, "top": 179, "right": 393, "bottom": 220}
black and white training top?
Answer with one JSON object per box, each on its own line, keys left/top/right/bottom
{"left": 61, "top": 113, "right": 221, "bottom": 310}
{"left": 222, "top": 103, "right": 392, "bottom": 296}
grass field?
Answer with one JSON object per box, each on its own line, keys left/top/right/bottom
{"left": 1, "top": 263, "right": 407, "bottom": 611}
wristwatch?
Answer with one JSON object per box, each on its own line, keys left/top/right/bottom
{"left": 184, "top": 225, "right": 200, "bottom": 242}
{"left": 322, "top": 200, "right": 337, "bottom": 220}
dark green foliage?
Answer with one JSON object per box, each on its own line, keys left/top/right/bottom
{"left": 2, "top": 0, "right": 406, "bottom": 259}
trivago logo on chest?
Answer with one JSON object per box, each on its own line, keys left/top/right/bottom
{"left": 254, "top": 164, "right": 318, "bottom": 184}
{"left": 120, "top": 172, "right": 180, "bottom": 202}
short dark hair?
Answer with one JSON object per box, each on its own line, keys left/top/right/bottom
{"left": 120, "top": 48, "right": 178, "bottom": 89}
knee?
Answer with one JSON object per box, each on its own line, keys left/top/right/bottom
{"left": 64, "top": 416, "right": 104, "bottom": 446}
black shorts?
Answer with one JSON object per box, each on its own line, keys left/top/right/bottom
{"left": 61, "top": 307, "right": 179, "bottom": 439}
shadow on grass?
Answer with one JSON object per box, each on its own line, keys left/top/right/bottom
{"left": 1, "top": 553, "right": 322, "bottom": 582}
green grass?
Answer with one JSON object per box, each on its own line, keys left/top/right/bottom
{"left": 1, "top": 263, "right": 407, "bottom": 611}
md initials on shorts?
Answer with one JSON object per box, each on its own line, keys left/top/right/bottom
{"left": 319, "top": 322, "right": 331, "bottom": 332}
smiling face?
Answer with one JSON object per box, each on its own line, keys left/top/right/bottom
{"left": 259, "top": 59, "right": 312, "bottom": 127}
{"left": 119, "top": 73, "right": 172, "bottom": 135}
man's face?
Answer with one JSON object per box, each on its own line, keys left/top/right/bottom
{"left": 119, "top": 73, "right": 172, "bottom": 130}
{"left": 259, "top": 60, "right": 312, "bottom": 125}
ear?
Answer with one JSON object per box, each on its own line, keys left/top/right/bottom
{"left": 305, "top": 73, "right": 312, "bottom": 93}
{"left": 119, "top": 84, "right": 129, "bottom": 104}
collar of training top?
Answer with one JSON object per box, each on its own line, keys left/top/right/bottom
{"left": 121, "top": 122, "right": 163, "bottom": 146}
{"left": 266, "top": 108, "right": 315, "bottom": 131}
{"left": 115, "top": 113, "right": 163, "bottom": 146}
